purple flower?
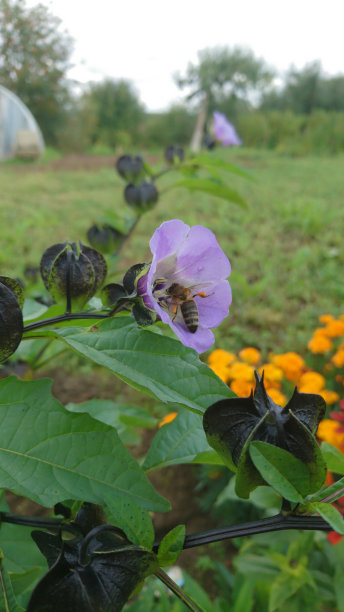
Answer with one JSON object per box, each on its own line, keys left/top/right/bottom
{"left": 213, "top": 111, "right": 242, "bottom": 146}
{"left": 137, "top": 220, "right": 231, "bottom": 353}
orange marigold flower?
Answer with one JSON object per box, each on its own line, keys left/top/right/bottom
{"left": 158, "top": 411, "right": 178, "bottom": 428}
{"left": 208, "top": 349, "right": 236, "bottom": 367}
{"left": 298, "top": 371, "right": 325, "bottom": 392}
{"left": 332, "top": 350, "right": 344, "bottom": 368}
{"left": 317, "top": 419, "right": 344, "bottom": 450}
{"left": 264, "top": 381, "right": 282, "bottom": 392}
{"left": 258, "top": 363, "right": 284, "bottom": 383}
{"left": 230, "top": 379, "right": 255, "bottom": 397}
{"left": 308, "top": 333, "right": 333, "bottom": 354}
{"left": 208, "top": 363, "right": 231, "bottom": 383}
{"left": 272, "top": 352, "right": 305, "bottom": 382}
{"left": 227, "top": 361, "right": 255, "bottom": 382}
{"left": 266, "top": 387, "right": 287, "bottom": 406}
{"left": 318, "top": 314, "right": 335, "bottom": 324}
{"left": 238, "top": 347, "right": 261, "bottom": 366}
{"left": 318, "top": 389, "right": 340, "bottom": 405}
{"left": 323, "top": 319, "right": 344, "bottom": 338}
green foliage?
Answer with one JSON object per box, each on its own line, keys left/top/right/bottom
{"left": 139, "top": 106, "right": 196, "bottom": 147}
{"left": 157, "top": 525, "right": 186, "bottom": 566}
{"left": 0, "top": 376, "right": 169, "bottom": 511}
{"left": 104, "top": 495, "right": 155, "bottom": 550}
{"left": 143, "top": 411, "right": 214, "bottom": 473}
{"left": 176, "top": 46, "right": 273, "bottom": 112}
{"left": 0, "top": 0, "right": 73, "bottom": 143}
{"left": 237, "top": 110, "right": 344, "bottom": 155}
{"left": 81, "top": 79, "right": 144, "bottom": 148}
{"left": 28, "top": 317, "right": 233, "bottom": 413}
{"left": 261, "top": 61, "right": 344, "bottom": 114}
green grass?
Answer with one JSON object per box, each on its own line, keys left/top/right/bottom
{"left": 1, "top": 148, "right": 343, "bottom": 357}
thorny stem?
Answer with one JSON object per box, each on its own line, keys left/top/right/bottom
{"left": 155, "top": 568, "right": 203, "bottom": 612}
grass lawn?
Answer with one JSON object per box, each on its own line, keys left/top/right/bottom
{"left": 1, "top": 148, "right": 343, "bottom": 357}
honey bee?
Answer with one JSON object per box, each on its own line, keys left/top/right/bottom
{"left": 166, "top": 282, "right": 211, "bottom": 333}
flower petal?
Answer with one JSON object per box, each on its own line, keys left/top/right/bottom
{"left": 172, "top": 225, "right": 231, "bottom": 285}
{"left": 196, "top": 280, "right": 232, "bottom": 328}
{"left": 170, "top": 319, "right": 215, "bottom": 353}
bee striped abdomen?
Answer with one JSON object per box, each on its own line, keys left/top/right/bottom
{"left": 181, "top": 299, "right": 198, "bottom": 333}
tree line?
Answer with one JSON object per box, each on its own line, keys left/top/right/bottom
{"left": 1, "top": 0, "right": 344, "bottom": 153}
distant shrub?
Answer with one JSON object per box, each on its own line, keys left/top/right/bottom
{"left": 139, "top": 105, "right": 196, "bottom": 147}
{"left": 238, "top": 110, "right": 344, "bottom": 155}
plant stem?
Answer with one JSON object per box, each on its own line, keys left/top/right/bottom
{"left": 155, "top": 568, "right": 203, "bottom": 612}
{"left": 0, "top": 512, "right": 79, "bottom": 535}
{"left": 153, "top": 513, "right": 331, "bottom": 552}
{"left": 23, "top": 312, "right": 110, "bottom": 332}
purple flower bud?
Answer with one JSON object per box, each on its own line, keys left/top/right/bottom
{"left": 137, "top": 220, "right": 231, "bottom": 353}
{"left": 213, "top": 111, "right": 242, "bottom": 146}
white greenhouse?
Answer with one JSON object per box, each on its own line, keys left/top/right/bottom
{"left": 0, "top": 84, "right": 44, "bottom": 160}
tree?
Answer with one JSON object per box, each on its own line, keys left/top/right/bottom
{"left": 82, "top": 79, "right": 145, "bottom": 148}
{"left": 260, "top": 62, "right": 344, "bottom": 114}
{"left": 0, "top": 0, "right": 73, "bottom": 143}
{"left": 175, "top": 46, "right": 274, "bottom": 150}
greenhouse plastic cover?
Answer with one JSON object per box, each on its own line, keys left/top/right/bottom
{"left": 0, "top": 84, "right": 44, "bottom": 160}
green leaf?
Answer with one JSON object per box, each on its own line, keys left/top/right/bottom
{"left": 310, "top": 502, "right": 344, "bottom": 534}
{"left": 334, "top": 565, "right": 344, "bottom": 612}
{"left": 35, "top": 317, "right": 234, "bottom": 414}
{"left": 308, "top": 474, "right": 344, "bottom": 503}
{"left": 10, "top": 568, "right": 43, "bottom": 601}
{"left": 143, "top": 411, "right": 212, "bottom": 472}
{"left": 22, "top": 299, "right": 48, "bottom": 322}
{"left": 0, "top": 552, "right": 25, "bottom": 612}
{"left": 65, "top": 399, "right": 157, "bottom": 445}
{"left": 0, "top": 377, "right": 169, "bottom": 512}
{"left": 269, "top": 571, "right": 316, "bottom": 612}
{"left": 192, "top": 449, "right": 225, "bottom": 466}
{"left": 157, "top": 525, "right": 186, "bottom": 566}
{"left": 0, "top": 523, "right": 45, "bottom": 574}
{"left": 321, "top": 442, "right": 344, "bottom": 474}
{"left": 249, "top": 441, "right": 312, "bottom": 502}
{"left": 188, "top": 154, "right": 254, "bottom": 181}
{"left": 166, "top": 177, "right": 248, "bottom": 207}
{"left": 104, "top": 494, "right": 155, "bottom": 550}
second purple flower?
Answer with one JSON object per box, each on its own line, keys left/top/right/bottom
{"left": 137, "top": 220, "right": 231, "bottom": 353}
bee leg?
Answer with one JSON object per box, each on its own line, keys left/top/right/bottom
{"left": 170, "top": 304, "right": 179, "bottom": 321}
{"left": 193, "top": 291, "right": 214, "bottom": 298}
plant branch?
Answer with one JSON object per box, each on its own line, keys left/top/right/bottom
{"left": 23, "top": 312, "right": 110, "bottom": 332}
{"left": 0, "top": 512, "right": 79, "bottom": 535}
{"left": 155, "top": 568, "right": 203, "bottom": 612}
{"left": 153, "top": 513, "right": 331, "bottom": 552}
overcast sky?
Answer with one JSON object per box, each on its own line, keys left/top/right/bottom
{"left": 26, "top": 0, "right": 344, "bottom": 111}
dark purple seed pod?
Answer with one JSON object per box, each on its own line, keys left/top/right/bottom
{"left": 87, "top": 224, "right": 123, "bottom": 254}
{"left": 116, "top": 155, "right": 144, "bottom": 181}
{"left": 203, "top": 371, "right": 327, "bottom": 498}
{"left": 124, "top": 181, "right": 158, "bottom": 212}
{"left": 0, "top": 278, "right": 23, "bottom": 362}
{"left": 203, "top": 134, "right": 216, "bottom": 150}
{"left": 40, "top": 241, "right": 107, "bottom": 311}
{"left": 164, "top": 145, "right": 184, "bottom": 164}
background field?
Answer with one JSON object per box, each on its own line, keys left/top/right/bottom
{"left": 1, "top": 148, "right": 344, "bottom": 357}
